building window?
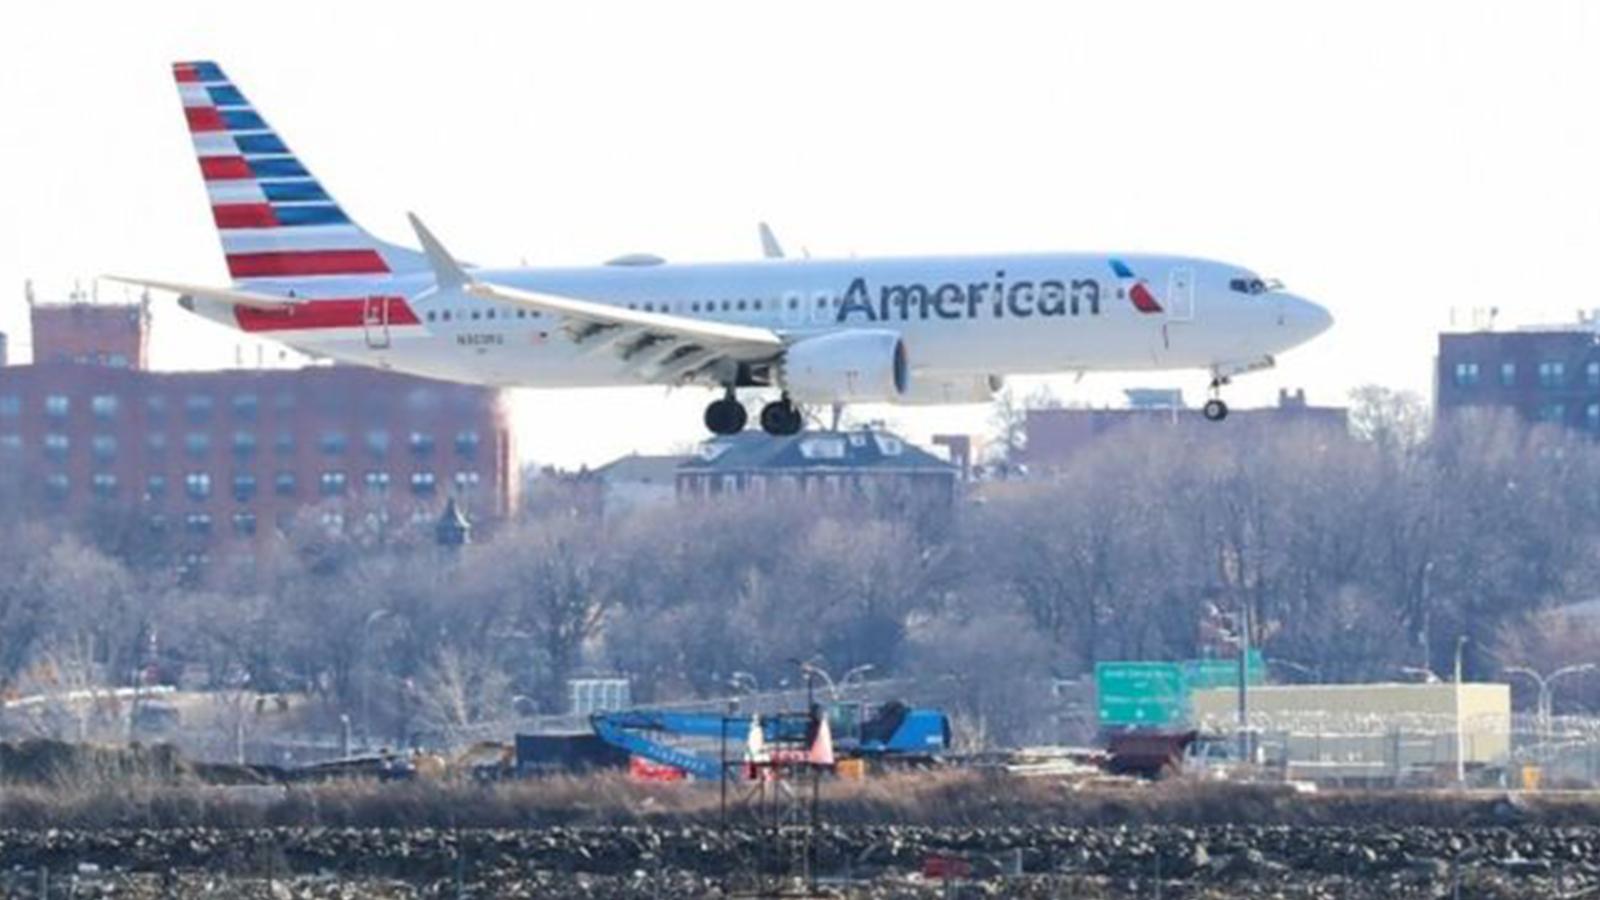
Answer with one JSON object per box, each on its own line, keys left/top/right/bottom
{"left": 1588, "top": 362, "right": 1600, "bottom": 388}
{"left": 274, "top": 432, "right": 295, "bottom": 456}
{"left": 1452, "top": 362, "right": 1480, "bottom": 387}
{"left": 232, "top": 511, "right": 257, "bottom": 536}
{"left": 233, "top": 430, "right": 258, "bottom": 458}
{"left": 274, "top": 471, "right": 296, "bottom": 497}
{"left": 366, "top": 429, "right": 390, "bottom": 457}
{"left": 232, "top": 473, "right": 257, "bottom": 502}
{"left": 184, "top": 432, "right": 211, "bottom": 458}
{"left": 409, "top": 432, "right": 435, "bottom": 456}
{"left": 364, "top": 470, "right": 391, "bottom": 495}
{"left": 43, "top": 433, "right": 69, "bottom": 460}
{"left": 184, "top": 512, "right": 212, "bottom": 536}
{"left": 185, "top": 471, "right": 212, "bottom": 500}
{"left": 91, "top": 434, "right": 117, "bottom": 461}
{"left": 146, "top": 433, "right": 168, "bottom": 454}
{"left": 90, "top": 395, "right": 119, "bottom": 419}
{"left": 1499, "top": 362, "right": 1516, "bottom": 387}
{"left": 92, "top": 472, "right": 118, "bottom": 499}
{"left": 1539, "top": 402, "right": 1566, "bottom": 423}
{"left": 45, "top": 395, "right": 70, "bottom": 418}
{"left": 320, "top": 431, "right": 348, "bottom": 455}
{"left": 0, "top": 396, "right": 19, "bottom": 418}
{"left": 0, "top": 434, "right": 21, "bottom": 453}
{"left": 320, "top": 470, "right": 347, "bottom": 496}
{"left": 320, "top": 510, "right": 345, "bottom": 532}
{"left": 184, "top": 394, "right": 214, "bottom": 423}
{"left": 1539, "top": 361, "right": 1566, "bottom": 388}
{"left": 1588, "top": 403, "right": 1600, "bottom": 431}
{"left": 146, "top": 475, "right": 167, "bottom": 501}
{"left": 146, "top": 395, "right": 168, "bottom": 422}
{"left": 273, "top": 391, "right": 296, "bottom": 413}
{"left": 45, "top": 473, "right": 69, "bottom": 500}
{"left": 455, "top": 430, "right": 481, "bottom": 458}
{"left": 454, "top": 470, "right": 481, "bottom": 493}
{"left": 232, "top": 393, "right": 259, "bottom": 420}
{"left": 410, "top": 471, "right": 437, "bottom": 496}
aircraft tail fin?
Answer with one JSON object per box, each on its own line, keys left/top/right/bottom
{"left": 171, "top": 61, "right": 427, "bottom": 286}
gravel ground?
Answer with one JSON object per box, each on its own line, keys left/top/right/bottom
{"left": 0, "top": 823, "right": 1595, "bottom": 898}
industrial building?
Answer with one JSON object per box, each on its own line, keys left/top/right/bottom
{"left": 1436, "top": 321, "right": 1600, "bottom": 430}
{"left": 1024, "top": 388, "right": 1348, "bottom": 471}
{"left": 1190, "top": 682, "right": 1512, "bottom": 784}
{"left": 0, "top": 292, "right": 515, "bottom": 568}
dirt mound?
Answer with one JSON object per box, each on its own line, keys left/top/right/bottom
{"left": 0, "top": 739, "right": 194, "bottom": 787}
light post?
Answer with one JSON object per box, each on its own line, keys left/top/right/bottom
{"left": 1454, "top": 636, "right": 1468, "bottom": 786}
{"left": 839, "top": 664, "right": 875, "bottom": 695}
{"left": 729, "top": 671, "right": 760, "bottom": 696}
{"left": 1505, "top": 663, "right": 1596, "bottom": 749}
{"left": 361, "top": 609, "right": 392, "bottom": 748}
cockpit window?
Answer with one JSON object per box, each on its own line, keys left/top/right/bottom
{"left": 1229, "top": 277, "right": 1283, "bottom": 295}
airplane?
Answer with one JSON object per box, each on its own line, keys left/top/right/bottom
{"left": 112, "top": 61, "right": 1333, "bottom": 437}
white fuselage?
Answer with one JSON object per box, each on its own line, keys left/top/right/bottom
{"left": 197, "top": 252, "right": 1331, "bottom": 395}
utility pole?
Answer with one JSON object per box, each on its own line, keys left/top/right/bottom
{"left": 1454, "top": 636, "right": 1467, "bottom": 787}
{"left": 1237, "top": 599, "right": 1252, "bottom": 765}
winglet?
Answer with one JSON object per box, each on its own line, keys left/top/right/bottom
{"left": 407, "top": 212, "right": 472, "bottom": 291}
{"left": 758, "top": 222, "right": 785, "bottom": 260}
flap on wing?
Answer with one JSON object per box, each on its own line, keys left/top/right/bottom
{"left": 466, "top": 281, "right": 784, "bottom": 351}
{"left": 102, "top": 275, "right": 302, "bottom": 311}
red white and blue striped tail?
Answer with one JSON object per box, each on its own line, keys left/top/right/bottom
{"left": 172, "top": 61, "right": 426, "bottom": 285}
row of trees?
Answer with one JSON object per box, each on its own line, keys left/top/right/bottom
{"left": 2, "top": 391, "right": 1599, "bottom": 748}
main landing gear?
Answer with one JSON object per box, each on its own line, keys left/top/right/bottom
{"left": 1203, "top": 377, "right": 1230, "bottom": 422}
{"left": 703, "top": 391, "right": 804, "bottom": 437}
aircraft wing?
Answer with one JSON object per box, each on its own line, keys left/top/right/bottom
{"left": 100, "top": 275, "right": 302, "bottom": 311}
{"left": 408, "top": 214, "right": 785, "bottom": 383}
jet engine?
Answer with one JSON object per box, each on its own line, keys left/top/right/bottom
{"left": 895, "top": 374, "right": 1004, "bottom": 405}
{"left": 780, "top": 330, "right": 908, "bottom": 404}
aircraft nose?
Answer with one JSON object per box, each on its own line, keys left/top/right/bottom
{"left": 1280, "top": 294, "right": 1333, "bottom": 343}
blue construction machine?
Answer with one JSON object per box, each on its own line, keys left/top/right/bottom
{"left": 591, "top": 700, "right": 951, "bottom": 780}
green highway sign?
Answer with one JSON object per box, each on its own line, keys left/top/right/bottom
{"left": 1095, "top": 661, "right": 1188, "bottom": 726}
{"left": 1183, "top": 650, "right": 1266, "bottom": 690}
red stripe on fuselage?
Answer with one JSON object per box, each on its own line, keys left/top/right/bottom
{"left": 212, "top": 203, "right": 279, "bottom": 229}
{"left": 199, "top": 156, "right": 252, "bottom": 180}
{"left": 225, "top": 250, "right": 390, "bottom": 278}
{"left": 185, "top": 106, "right": 224, "bottom": 132}
{"left": 233, "top": 297, "right": 420, "bottom": 333}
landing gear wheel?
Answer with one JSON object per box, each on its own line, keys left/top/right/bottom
{"left": 759, "top": 398, "right": 804, "bottom": 436}
{"left": 1202, "top": 398, "right": 1229, "bottom": 422}
{"left": 704, "top": 397, "right": 748, "bottom": 435}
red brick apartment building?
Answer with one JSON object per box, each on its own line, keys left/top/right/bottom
{"left": 0, "top": 297, "right": 514, "bottom": 566}
{"left": 1024, "top": 388, "right": 1348, "bottom": 471}
{"left": 1436, "top": 325, "right": 1600, "bottom": 430}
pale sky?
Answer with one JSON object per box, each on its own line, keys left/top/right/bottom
{"left": 3, "top": 1, "right": 1598, "bottom": 467}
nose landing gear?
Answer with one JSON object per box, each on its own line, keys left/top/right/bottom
{"left": 1203, "top": 377, "right": 1230, "bottom": 422}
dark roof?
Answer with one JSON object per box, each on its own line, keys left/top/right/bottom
{"left": 680, "top": 430, "right": 957, "bottom": 474}
{"left": 592, "top": 453, "right": 693, "bottom": 484}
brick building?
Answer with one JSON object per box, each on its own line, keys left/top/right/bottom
{"left": 677, "top": 429, "right": 959, "bottom": 505}
{"left": 1024, "top": 388, "right": 1348, "bottom": 470}
{"left": 1436, "top": 325, "right": 1600, "bottom": 430}
{"left": 0, "top": 297, "right": 514, "bottom": 566}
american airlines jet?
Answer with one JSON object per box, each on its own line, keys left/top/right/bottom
{"left": 114, "top": 61, "right": 1333, "bottom": 437}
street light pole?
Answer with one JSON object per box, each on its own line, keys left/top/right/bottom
{"left": 1454, "top": 636, "right": 1467, "bottom": 786}
{"left": 1237, "top": 600, "right": 1252, "bottom": 765}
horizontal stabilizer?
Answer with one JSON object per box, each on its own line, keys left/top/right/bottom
{"left": 101, "top": 274, "right": 302, "bottom": 310}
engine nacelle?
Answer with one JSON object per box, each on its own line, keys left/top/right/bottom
{"left": 780, "top": 330, "right": 908, "bottom": 404}
{"left": 894, "top": 374, "right": 1004, "bottom": 406}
